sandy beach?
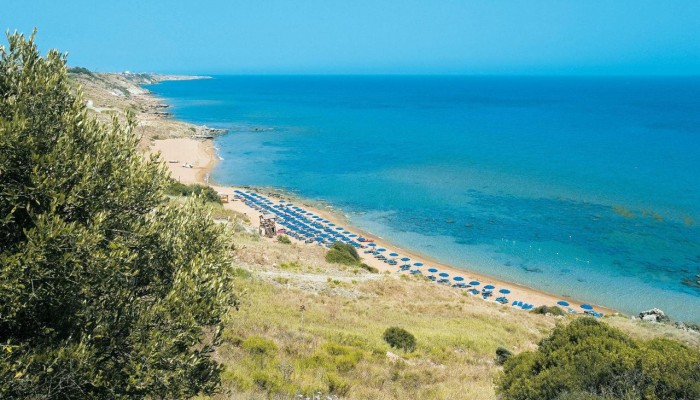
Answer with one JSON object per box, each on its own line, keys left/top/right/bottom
{"left": 150, "top": 135, "right": 615, "bottom": 316}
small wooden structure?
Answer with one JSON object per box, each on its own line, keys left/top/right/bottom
{"left": 259, "top": 213, "right": 277, "bottom": 237}
{"left": 219, "top": 194, "right": 229, "bottom": 203}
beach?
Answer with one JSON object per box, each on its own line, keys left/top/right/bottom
{"left": 149, "top": 135, "right": 615, "bottom": 316}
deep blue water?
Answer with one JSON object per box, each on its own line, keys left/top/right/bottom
{"left": 146, "top": 76, "right": 700, "bottom": 321}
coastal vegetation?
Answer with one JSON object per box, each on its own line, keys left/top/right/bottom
{"left": 213, "top": 230, "right": 700, "bottom": 399}
{"left": 325, "top": 242, "right": 378, "bottom": 273}
{"left": 383, "top": 327, "right": 417, "bottom": 352}
{"left": 167, "top": 180, "right": 222, "bottom": 203}
{"left": 277, "top": 234, "right": 292, "bottom": 244}
{"left": 325, "top": 242, "right": 362, "bottom": 265}
{"left": 0, "top": 32, "right": 236, "bottom": 398}
{"left": 497, "top": 318, "right": 700, "bottom": 400}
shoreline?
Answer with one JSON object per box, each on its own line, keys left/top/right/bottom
{"left": 127, "top": 73, "right": 617, "bottom": 316}
{"left": 149, "top": 135, "right": 616, "bottom": 316}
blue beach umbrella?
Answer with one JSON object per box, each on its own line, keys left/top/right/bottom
{"left": 439, "top": 272, "right": 449, "bottom": 277}
{"left": 349, "top": 234, "right": 358, "bottom": 238}
{"left": 428, "top": 268, "right": 438, "bottom": 273}
{"left": 389, "top": 253, "right": 399, "bottom": 257}
{"left": 413, "top": 262, "right": 424, "bottom": 267}
{"left": 377, "top": 248, "right": 386, "bottom": 252}
{"left": 499, "top": 289, "right": 511, "bottom": 294}
{"left": 336, "top": 227, "right": 343, "bottom": 230}
{"left": 483, "top": 285, "right": 495, "bottom": 290}
{"left": 453, "top": 276, "right": 464, "bottom": 281}
{"left": 469, "top": 281, "right": 480, "bottom": 286}
{"left": 368, "top": 243, "right": 377, "bottom": 247}
{"left": 328, "top": 223, "right": 335, "bottom": 227}
{"left": 557, "top": 301, "right": 570, "bottom": 307}
{"left": 401, "top": 257, "right": 411, "bottom": 262}
{"left": 580, "top": 304, "right": 594, "bottom": 310}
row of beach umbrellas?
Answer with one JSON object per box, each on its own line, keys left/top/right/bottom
{"left": 235, "top": 190, "right": 600, "bottom": 316}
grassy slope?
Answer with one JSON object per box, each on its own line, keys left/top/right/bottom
{"left": 203, "top": 212, "right": 699, "bottom": 399}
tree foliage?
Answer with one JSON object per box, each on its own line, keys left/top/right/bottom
{"left": 0, "top": 31, "right": 237, "bottom": 399}
{"left": 383, "top": 327, "right": 416, "bottom": 352}
{"left": 166, "top": 180, "right": 222, "bottom": 204}
{"left": 497, "top": 318, "right": 700, "bottom": 400}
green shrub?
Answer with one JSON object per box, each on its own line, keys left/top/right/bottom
{"left": 495, "top": 347, "right": 513, "bottom": 365}
{"left": 277, "top": 235, "right": 292, "bottom": 244}
{"left": 530, "top": 305, "right": 566, "bottom": 316}
{"left": 359, "top": 263, "right": 379, "bottom": 273}
{"left": 325, "top": 242, "right": 361, "bottom": 265}
{"left": 67, "top": 66, "right": 92, "bottom": 75}
{"left": 323, "top": 342, "right": 363, "bottom": 372}
{"left": 242, "top": 336, "right": 278, "bottom": 357}
{"left": 251, "top": 371, "right": 283, "bottom": 393}
{"left": 326, "top": 373, "right": 351, "bottom": 396}
{"left": 497, "top": 318, "right": 700, "bottom": 400}
{"left": 383, "top": 327, "right": 416, "bottom": 352}
{"left": 167, "top": 180, "right": 222, "bottom": 203}
{"left": 243, "top": 336, "right": 278, "bottom": 370}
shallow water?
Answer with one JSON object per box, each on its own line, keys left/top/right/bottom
{"left": 146, "top": 76, "right": 700, "bottom": 321}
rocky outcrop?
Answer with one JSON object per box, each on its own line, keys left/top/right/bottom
{"left": 639, "top": 308, "right": 670, "bottom": 323}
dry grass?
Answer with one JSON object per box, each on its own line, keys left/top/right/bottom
{"left": 206, "top": 231, "right": 700, "bottom": 399}
{"left": 212, "top": 233, "right": 560, "bottom": 399}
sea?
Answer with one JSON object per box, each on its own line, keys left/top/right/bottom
{"left": 145, "top": 76, "right": 700, "bottom": 322}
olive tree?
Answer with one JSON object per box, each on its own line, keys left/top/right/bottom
{"left": 0, "top": 31, "right": 237, "bottom": 399}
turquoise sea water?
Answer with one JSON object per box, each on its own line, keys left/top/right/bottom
{"left": 146, "top": 76, "right": 700, "bottom": 321}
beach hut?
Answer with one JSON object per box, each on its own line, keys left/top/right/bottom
{"left": 259, "top": 213, "right": 277, "bottom": 237}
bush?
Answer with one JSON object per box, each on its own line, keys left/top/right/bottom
{"left": 277, "top": 235, "right": 291, "bottom": 244}
{"left": 67, "top": 66, "right": 92, "bottom": 75}
{"left": 0, "top": 31, "right": 236, "bottom": 399}
{"left": 326, "top": 373, "right": 351, "bottom": 396}
{"left": 242, "top": 336, "right": 278, "bottom": 357}
{"left": 495, "top": 347, "right": 513, "bottom": 365}
{"left": 497, "top": 318, "right": 700, "bottom": 400}
{"left": 530, "top": 305, "right": 566, "bottom": 316}
{"left": 167, "top": 180, "right": 222, "bottom": 203}
{"left": 383, "top": 327, "right": 416, "bottom": 352}
{"left": 325, "top": 242, "right": 361, "bottom": 265}
{"left": 359, "top": 263, "right": 379, "bottom": 273}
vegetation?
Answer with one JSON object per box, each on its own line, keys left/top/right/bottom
{"left": 203, "top": 224, "right": 700, "bottom": 399}
{"left": 359, "top": 262, "right": 379, "bottom": 273}
{"left": 325, "top": 242, "right": 361, "bottom": 265}
{"left": 67, "top": 66, "right": 92, "bottom": 75}
{"left": 277, "top": 234, "right": 292, "bottom": 244}
{"left": 0, "top": 31, "right": 236, "bottom": 398}
{"left": 167, "top": 180, "right": 222, "bottom": 203}
{"left": 495, "top": 347, "right": 513, "bottom": 365}
{"left": 497, "top": 318, "right": 700, "bottom": 400}
{"left": 530, "top": 305, "right": 566, "bottom": 316}
{"left": 383, "top": 327, "right": 417, "bottom": 352}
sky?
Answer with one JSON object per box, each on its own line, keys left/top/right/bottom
{"left": 3, "top": 0, "right": 700, "bottom": 75}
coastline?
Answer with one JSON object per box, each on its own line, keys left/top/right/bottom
{"left": 149, "top": 135, "right": 616, "bottom": 317}
{"left": 104, "top": 72, "right": 616, "bottom": 316}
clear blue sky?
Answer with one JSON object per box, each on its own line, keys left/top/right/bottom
{"left": 4, "top": 0, "right": 700, "bottom": 75}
